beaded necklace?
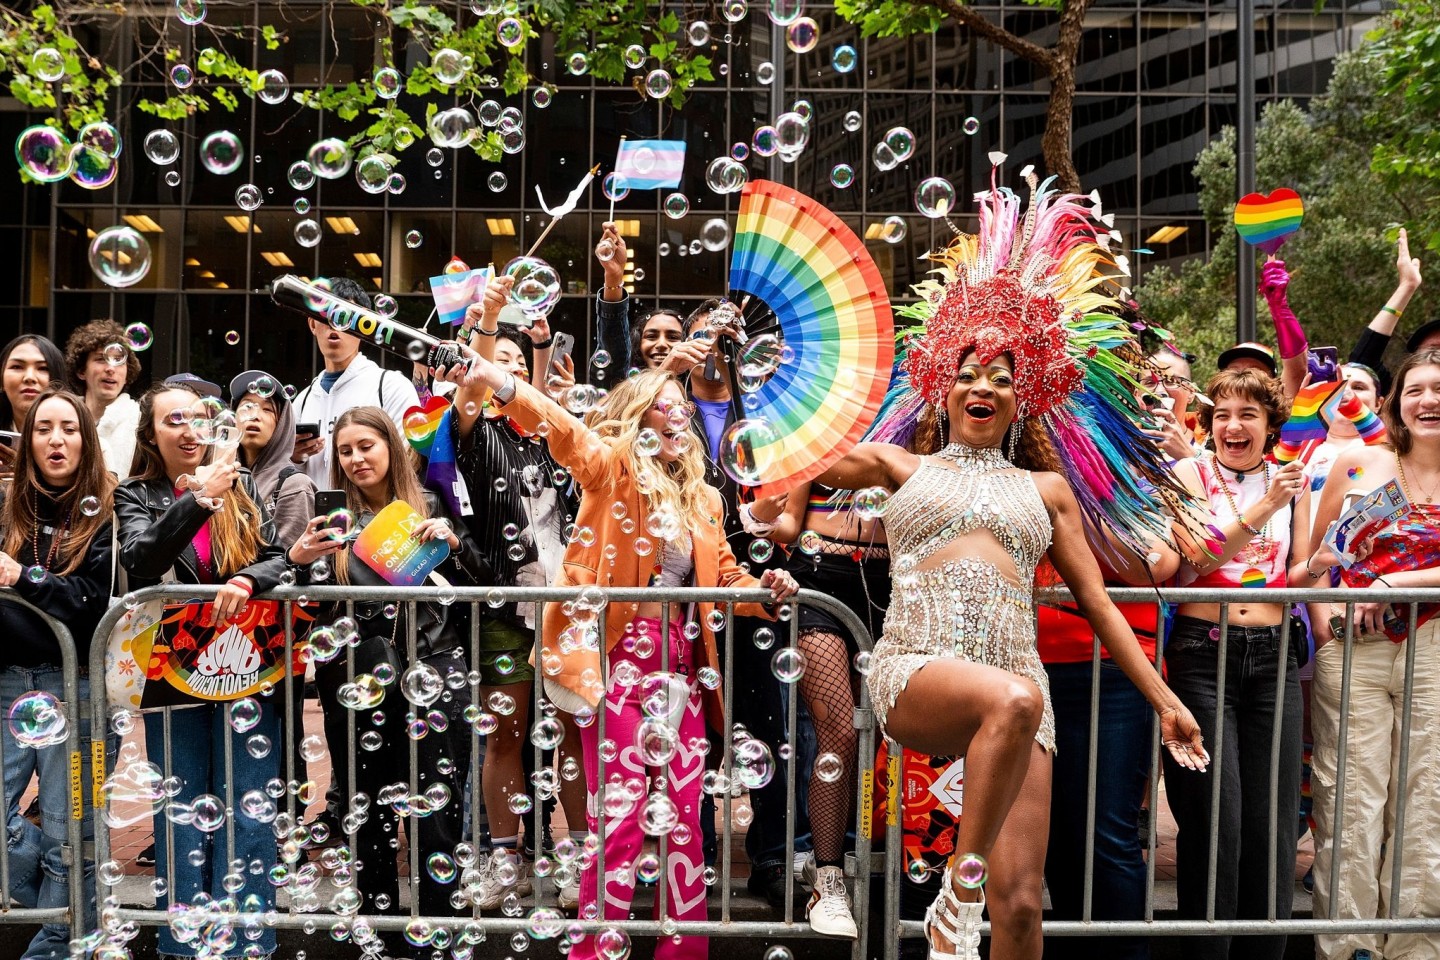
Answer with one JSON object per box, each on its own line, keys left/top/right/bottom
{"left": 29, "top": 491, "right": 70, "bottom": 572}
{"left": 1211, "top": 454, "right": 1270, "bottom": 539}
{"left": 932, "top": 442, "right": 1012, "bottom": 471}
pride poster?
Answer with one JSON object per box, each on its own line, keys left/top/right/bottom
{"left": 352, "top": 500, "right": 451, "bottom": 586}
{"left": 140, "top": 600, "right": 311, "bottom": 707}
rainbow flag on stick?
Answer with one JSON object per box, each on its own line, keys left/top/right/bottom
{"left": 1275, "top": 378, "right": 1344, "bottom": 463}
{"left": 429, "top": 267, "right": 490, "bottom": 326}
{"left": 613, "top": 139, "right": 685, "bottom": 190}
{"left": 1334, "top": 391, "right": 1387, "bottom": 445}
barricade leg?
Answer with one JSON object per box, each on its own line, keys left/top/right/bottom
{"left": 1311, "top": 638, "right": 1392, "bottom": 960}
{"left": 415, "top": 651, "right": 473, "bottom": 917}
{"left": 1378, "top": 620, "right": 1440, "bottom": 960}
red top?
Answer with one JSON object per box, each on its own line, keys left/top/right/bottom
{"left": 1035, "top": 560, "right": 1160, "bottom": 664}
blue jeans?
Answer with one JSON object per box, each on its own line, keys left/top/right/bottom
{"left": 1162, "top": 616, "right": 1302, "bottom": 960}
{"left": 1043, "top": 660, "right": 1152, "bottom": 960}
{"left": 0, "top": 666, "right": 102, "bottom": 960}
{"left": 145, "top": 701, "right": 280, "bottom": 958}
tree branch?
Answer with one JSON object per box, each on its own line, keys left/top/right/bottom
{"left": 921, "top": 0, "right": 1055, "bottom": 69}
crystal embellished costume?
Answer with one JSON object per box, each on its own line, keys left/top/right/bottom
{"left": 867, "top": 445, "right": 1058, "bottom": 752}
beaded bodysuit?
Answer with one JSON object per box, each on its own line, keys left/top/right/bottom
{"left": 866, "top": 445, "right": 1057, "bottom": 751}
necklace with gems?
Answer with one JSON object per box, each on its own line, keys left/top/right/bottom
{"left": 933, "top": 443, "right": 1012, "bottom": 470}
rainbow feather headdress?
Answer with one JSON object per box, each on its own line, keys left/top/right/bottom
{"left": 867, "top": 162, "right": 1218, "bottom": 562}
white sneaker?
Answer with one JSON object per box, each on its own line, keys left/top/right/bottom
{"left": 557, "top": 873, "right": 580, "bottom": 910}
{"left": 475, "top": 850, "right": 534, "bottom": 909}
{"left": 806, "top": 865, "right": 858, "bottom": 939}
{"left": 799, "top": 852, "right": 817, "bottom": 888}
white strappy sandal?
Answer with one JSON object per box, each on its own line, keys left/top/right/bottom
{"left": 923, "top": 862, "right": 985, "bottom": 960}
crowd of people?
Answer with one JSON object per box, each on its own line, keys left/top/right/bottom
{"left": 0, "top": 194, "right": 1435, "bottom": 960}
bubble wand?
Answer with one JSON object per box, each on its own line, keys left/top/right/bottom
{"left": 610, "top": 137, "right": 625, "bottom": 223}
{"left": 526, "top": 163, "right": 601, "bottom": 258}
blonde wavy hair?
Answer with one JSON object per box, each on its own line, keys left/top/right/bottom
{"left": 584, "top": 369, "right": 711, "bottom": 533}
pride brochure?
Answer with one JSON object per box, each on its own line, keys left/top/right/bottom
{"left": 1325, "top": 478, "right": 1410, "bottom": 569}
{"left": 353, "top": 500, "right": 451, "bottom": 585}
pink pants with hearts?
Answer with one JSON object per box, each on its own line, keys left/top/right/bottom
{"left": 574, "top": 618, "right": 709, "bottom": 960}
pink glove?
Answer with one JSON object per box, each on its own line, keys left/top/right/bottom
{"left": 1260, "top": 260, "right": 1306, "bottom": 359}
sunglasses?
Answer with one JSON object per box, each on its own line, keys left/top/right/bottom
{"left": 652, "top": 399, "right": 697, "bottom": 420}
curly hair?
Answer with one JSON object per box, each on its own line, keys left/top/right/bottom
{"left": 1196, "top": 368, "right": 1289, "bottom": 451}
{"left": 64, "top": 320, "right": 141, "bottom": 393}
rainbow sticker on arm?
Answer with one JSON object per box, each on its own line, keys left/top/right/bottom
{"left": 1234, "top": 189, "right": 1304, "bottom": 254}
{"left": 353, "top": 500, "right": 451, "bottom": 586}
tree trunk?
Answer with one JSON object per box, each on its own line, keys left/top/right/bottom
{"left": 1043, "top": 0, "right": 1095, "bottom": 193}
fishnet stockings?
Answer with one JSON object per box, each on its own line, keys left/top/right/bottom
{"left": 798, "top": 629, "right": 858, "bottom": 866}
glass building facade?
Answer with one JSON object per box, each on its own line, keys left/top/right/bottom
{"left": 0, "top": 1, "right": 1385, "bottom": 391}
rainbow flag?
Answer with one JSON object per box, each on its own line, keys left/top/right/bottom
{"left": 1334, "top": 391, "right": 1387, "bottom": 445}
{"left": 429, "top": 267, "right": 490, "bottom": 326}
{"left": 1275, "top": 379, "right": 1344, "bottom": 463}
{"left": 614, "top": 139, "right": 685, "bottom": 190}
{"left": 1234, "top": 188, "right": 1305, "bottom": 254}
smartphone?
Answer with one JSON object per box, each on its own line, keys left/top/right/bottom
{"left": 549, "top": 332, "right": 575, "bottom": 371}
{"left": 1309, "top": 345, "right": 1340, "bottom": 383}
{"left": 313, "top": 490, "right": 347, "bottom": 519}
{"left": 296, "top": 423, "right": 320, "bottom": 441}
{"left": 0, "top": 430, "right": 19, "bottom": 450}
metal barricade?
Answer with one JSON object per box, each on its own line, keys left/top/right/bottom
{"left": 0, "top": 587, "right": 94, "bottom": 935}
{"left": 85, "top": 584, "right": 878, "bottom": 958}
{"left": 81, "top": 583, "right": 1440, "bottom": 957}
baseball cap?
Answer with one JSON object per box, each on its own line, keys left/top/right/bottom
{"left": 1216, "top": 342, "right": 1277, "bottom": 376}
{"left": 228, "top": 370, "right": 286, "bottom": 407}
{"left": 164, "top": 372, "right": 222, "bottom": 398}
{"left": 1405, "top": 318, "right": 1440, "bottom": 353}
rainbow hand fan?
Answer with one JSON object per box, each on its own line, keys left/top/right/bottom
{"left": 727, "top": 181, "right": 894, "bottom": 497}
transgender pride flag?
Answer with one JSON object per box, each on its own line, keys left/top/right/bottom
{"left": 614, "top": 140, "right": 685, "bottom": 189}
{"left": 429, "top": 267, "right": 490, "bottom": 326}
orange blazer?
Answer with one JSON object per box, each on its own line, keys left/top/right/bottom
{"left": 495, "top": 379, "right": 772, "bottom": 730}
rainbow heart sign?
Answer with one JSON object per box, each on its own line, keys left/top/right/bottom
{"left": 403, "top": 396, "right": 450, "bottom": 455}
{"left": 1233, "top": 188, "right": 1304, "bottom": 253}
{"left": 353, "top": 500, "right": 451, "bottom": 586}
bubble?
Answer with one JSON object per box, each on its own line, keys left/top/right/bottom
{"left": 771, "top": 646, "right": 806, "bottom": 683}
{"left": 756, "top": 61, "right": 775, "bottom": 85}
{"left": 855, "top": 486, "right": 891, "bottom": 519}
{"left": 300, "top": 734, "right": 326, "bottom": 763}
{"left": 89, "top": 227, "right": 153, "bottom": 288}
{"left": 16, "top": 125, "right": 73, "bottom": 182}
{"left": 504, "top": 256, "right": 561, "bottom": 313}
{"left": 125, "top": 322, "right": 153, "bottom": 351}
{"left": 229, "top": 697, "right": 261, "bottom": 733}
{"left": 199, "top": 131, "right": 244, "bottom": 175}
{"left": 374, "top": 66, "right": 401, "bottom": 99}
{"left": 496, "top": 18, "right": 524, "bottom": 49}
{"left": 699, "top": 218, "right": 731, "bottom": 252}
{"left": 257, "top": 68, "right": 289, "bottom": 104}
{"left": 402, "top": 662, "right": 444, "bottom": 707}
{"left": 963, "top": 116, "right": 981, "bottom": 136}
{"left": 567, "top": 51, "right": 589, "bottom": 75}
{"left": 164, "top": 170, "right": 181, "bottom": 186}
{"left": 68, "top": 144, "right": 118, "bottom": 189}
{"left": 785, "top": 17, "right": 819, "bottom": 53}
{"left": 643, "top": 69, "right": 673, "bottom": 99}
{"left": 879, "top": 215, "right": 907, "bottom": 244}
{"left": 482, "top": 170, "right": 509, "bottom": 194}
{"left": 834, "top": 112, "right": 860, "bottom": 137}
{"left": 192, "top": 794, "right": 226, "bottom": 832}
{"left": 830, "top": 163, "right": 855, "bottom": 189}
{"left": 531, "top": 86, "right": 553, "bottom": 109}
{"left": 285, "top": 161, "right": 315, "bottom": 192}
{"left": 955, "top": 853, "right": 988, "bottom": 888}
{"left": 478, "top": 100, "right": 503, "bottom": 127}
{"left": 639, "top": 792, "right": 679, "bottom": 836}
{"left": 915, "top": 176, "right": 957, "bottom": 218}
{"left": 831, "top": 44, "right": 859, "bottom": 74}
{"left": 429, "top": 107, "right": 477, "bottom": 149}
{"left": 294, "top": 219, "right": 322, "bottom": 248}
{"left": 596, "top": 927, "right": 631, "bottom": 960}
{"left": 623, "top": 44, "right": 647, "bottom": 70}
{"left": 400, "top": 229, "right": 423, "bottom": 250}
{"left": 884, "top": 126, "right": 916, "bottom": 163}
{"left": 733, "top": 736, "right": 774, "bottom": 789}
{"left": 872, "top": 141, "right": 899, "bottom": 172}
{"left": 353, "top": 154, "right": 390, "bottom": 194}
{"left": 138, "top": 130, "right": 179, "bottom": 169}
{"left": 752, "top": 125, "right": 778, "bottom": 157}
{"left": 31, "top": 47, "right": 65, "bottom": 82}
{"left": 224, "top": 330, "right": 240, "bottom": 346}
{"left": 719, "top": 418, "right": 777, "bottom": 486}
{"left": 8, "top": 691, "right": 67, "bottom": 747}
{"left": 699, "top": 158, "right": 745, "bottom": 199}
{"left": 167, "top": 62, "right": 195, "bottom": 89}
{"left": 768, "top": 0, "right": 802, "bottom": 25}
{"left": 765, "top": 948, "right": 794, "bottom": 960}
{"left": 306, "top": 138, "right": 352, "bottom": 179}
{"left": 814, "top": 752, "right": 844, "bottom": 782}
{"left": 176, "top": 0, "right": 206, "bottom": 25}
{"left": 235, "top": 183, "right": 263, "bottom": 211}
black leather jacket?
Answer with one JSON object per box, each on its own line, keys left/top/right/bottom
{"left": 114, "top": 470, "right": 293, "bottom": 590}
{"left": 336, "top": 491, "right": 491, "bottom": 662}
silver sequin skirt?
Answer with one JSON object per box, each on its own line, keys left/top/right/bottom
{"left": 866, "top": 557, "right": 1056, "bottom": 752}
